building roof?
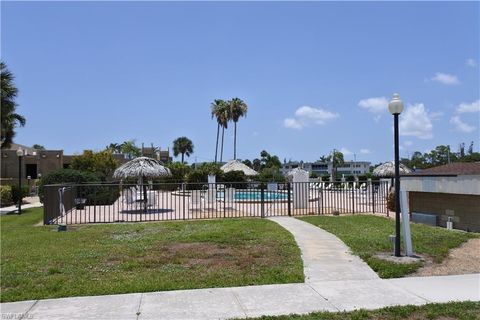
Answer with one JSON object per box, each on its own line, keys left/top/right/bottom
{"left": 409, "top": 162, "right": 480, "bottom": 176}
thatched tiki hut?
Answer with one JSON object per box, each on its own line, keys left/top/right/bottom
{"left": 220, "top": 160, "right": 258, "bottom": 176}
{"left": 373, "top": 161, "right": 412, "bottom": 192}
{"left": 113, "top": 157, "right": 171, "bottom": 212}
{"left": 373, "top": 161, "right": 412, "bottom": 178}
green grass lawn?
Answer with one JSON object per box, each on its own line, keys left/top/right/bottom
{"left": 244, "top": 301, "right": 480, "bottom": 320}
{"left": 1, "top": 207, "right": 304, "bottom": 302}
{"left": 298, "top": 215, "right": 478, "bottom": 278}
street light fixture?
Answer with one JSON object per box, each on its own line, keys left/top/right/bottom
{"left": 388, "top": 93, "right": 404, "bottom": 257}
{"left": 16, "top": 148, "right": 24, "bottom": 215}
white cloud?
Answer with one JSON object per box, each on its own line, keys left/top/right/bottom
{"left": 283, "top": 106, "right": 339, "bottom": 129}
{"left": 358, "top": 97, "right": 388, "bottom": 113}
{"left": 430, "top": 72, "right": 460, "bottom": 85}
{"left": 283, "top": 118, "right": 303, "bottom": 130}
{"left": 404, "top": 140, "right": 413, "bottom": 147}
{"left": 399, "top": 103, "right": 434, "bottom": 139}
{"left": 456, "top": 100, "right": 480, "bottom": 113}
{"left": 466, "top": 58, "right": 478, "bottom": 67}
{"left": 450, "top": 115, "right": 476, "bottom": 133}
{"left": 340, "top": 147, "right": 353, "bottom": 155}
{"left": 360, "top": 148, "right": 371, "bottom": 154}
{"left": 429, "top": 111, "right": 443, "bottom": 120}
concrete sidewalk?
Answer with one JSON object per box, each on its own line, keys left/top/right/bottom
{"left": 2, "top": 274, "right": 478, "bottom": 320}
{"left": 1, "top": 217, "right": 478, "bottom": 320}
{"left": 0, "top": 197, "right": 42, "bottom": 215}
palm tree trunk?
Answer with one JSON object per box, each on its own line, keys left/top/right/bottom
{"left": 233, "top": 121, "right": 237, "bottom": 160}
{"left": 181, "top": 153, "right": 185, "bottom": 164}
{"left": 214, "top": 123, "right": 220, "bottom": 163}
{"left": 220, "top": 126, "right": 225, "bottom": 162}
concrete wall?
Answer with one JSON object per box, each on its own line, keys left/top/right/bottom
{"left": 402, "top": 175, "right": 480, "bottom": 195}
{"left": 408, "top": 191, "right": 480, "bottom": 232}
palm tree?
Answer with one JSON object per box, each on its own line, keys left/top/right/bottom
{"left": 106, "top": 143, "right": 122, "bottom": 153}
{"left": 229, "top": 98, "right": 248, "bottom": 160}
{"left": 120, "top": 140, "right": 141, "bottom": 159}
{"left": 173, "top": 137, "right": 194, "bottom": 163}
{"left": 211, "top": 99, "right": 229, "bottom": 163}
{"left": 1, "top": 62, "right": 26, "bottom": 149}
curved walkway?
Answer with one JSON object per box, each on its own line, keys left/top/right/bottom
{"left": 1, "top": 217, "right": 479, "bottom": 320}
{"left": 268, "top": 216, "right": 378, "bottom": 282}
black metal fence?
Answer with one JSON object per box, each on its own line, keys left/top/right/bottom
{"left": 43, "top": 180, "right": 389, "bottom": 225}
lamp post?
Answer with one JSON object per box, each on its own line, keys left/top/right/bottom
{"left": 16, "top": 148, "right": 24, "bottom": 215}
{"left": 388, "top": 93, "right": 404, "bottom": 257}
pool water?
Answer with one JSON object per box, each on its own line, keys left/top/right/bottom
{"left": 218, "top": 190, "right": 288, "bottom": 201}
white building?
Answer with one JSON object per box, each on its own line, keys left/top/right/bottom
{"left": 281, "top": 160, "right": 370, "bottom": 177}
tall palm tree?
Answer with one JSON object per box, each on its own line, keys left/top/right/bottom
{"left": 211, "top": 99, "right": 229, "bottom": 163}
{"left": 173, "top": 136, "right": 194, "bottom": 163}
{"left": 229, "top": 97, "right": 248, "bottom": 160}
{"left": 1, "top": 62, "right": 26, "bottom": 149}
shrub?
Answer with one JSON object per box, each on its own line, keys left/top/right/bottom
{"left": 186, "top": 163, "right": 222, "bottom": 184}
{"left": 38, "top": 169, "right": 101, "bottom": 203}
{"left": 11, "top": 185, "right": 29, "bottom": 205}
{"left": 387, "top": 190, "right": 395, "bottom": 212}
{"left": 0, "top": 185, "right": 13, "bottom": 207}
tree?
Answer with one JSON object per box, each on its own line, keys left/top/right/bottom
{"left": 211, "top": 99, "right": 229, "bottom": 162}
{"left": 70, "top": 150, "right": 119, "bottom": 180}
{"left": 229, "top": 97, "right": 248, "bottom": 160}
{"left": 32, "top": 144, "right": 46, "bottom": 150}
{"left": 242, "top": 159, "right": 253, "bottom": 168}
{"left": 321, "top": 150, "right": 344, "bottom": 179}
{"left": 106, "top": 143, "right": 122, "bottom": 153}
{"left": 259, "top": 150, "right": 282, "bottom": 169}
{"left": 1, "top": 62, "right": 26, "bottom": 149}
{"left": 173, "top": 137, "right": 194, "bottom": 163}
{"left": 252, "top": 158, "right": 262, "bottom": 171}
{"left": 120, "top": 140, "right": 141, "bottom": 159}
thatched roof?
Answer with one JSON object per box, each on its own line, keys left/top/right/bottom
{"left": 220, "top": 160, "right": 258, "bottom": 176}
{"left": 373, "top": 161, "right": 412, "bottom": 177}
{"left": 113, "top": 157, "right": 171, "bottom": 179}
{"left": 286, "top": 167, "right": 309, "bottom": 178}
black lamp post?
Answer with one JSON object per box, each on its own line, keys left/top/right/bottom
{"left": 16, "top": 148, "right": 24, "bottom": 215}
{"left": 388, "top": 93, "right": 404, "bottom": 257}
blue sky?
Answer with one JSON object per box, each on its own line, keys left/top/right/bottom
{"left": 2, "top": 1, "right": 479, "bottom": 164}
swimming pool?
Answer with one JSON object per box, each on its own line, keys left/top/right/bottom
{"left": 218, "top": 190, "right": 288, "bottom": 201}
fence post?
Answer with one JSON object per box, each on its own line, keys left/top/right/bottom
{"left": 372, "top": 183, "right": 376, "bottom": 214}
{"left": 261, "top": 186, "right": 265, "bottom": 218}
{"left": 287, "top": 183, "right": 291, "bottom": 216}
{"left": 352, "top": 183, "right": 355, "bottom": 214}
{"left": 183, "top": 185, "right": 186, "bottom": 220}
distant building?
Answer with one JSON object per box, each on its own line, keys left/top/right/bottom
{"left": 0, "top": 143, "right": 171, "bottom": 184}
{"left": 281, "top": 160, "right": 371, "bottom": 177}
{"left": 402, "top": 162, "right": 480, "bottom": 232}
{"left": 141, "top": 146, "right": 172, "bottom": 163}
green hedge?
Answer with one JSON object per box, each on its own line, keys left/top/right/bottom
{"left": 0, "top": 185, "right": 13, "bottom": 207}
{"left": 38, "top": 169, "right": 119, "bottom": 205}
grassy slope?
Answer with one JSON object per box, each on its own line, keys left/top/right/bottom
{"left": 1, "top": 208, "right": 303, "bottom": 302}
{"left": 299, "top": 215, "right": 477, "bottom": 278}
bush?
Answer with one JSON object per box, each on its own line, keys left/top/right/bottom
{"left": 387, "top": 190, "right": 395, "bottom": 212}
{"left": 11, "top": 185, "right": 29, "bottom": 205}
{"left": 0, "top": 185, "right": 13, "bottom": 207}
{"left": 186, "top": 163, "right": 222, "bottom": 184}
{"left": 38, "top": 169, "right": 101, "bottom": 203}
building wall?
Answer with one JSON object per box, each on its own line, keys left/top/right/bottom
{"left": 408, "top": 191, "right": 480, "bottom": 232}
{"left": 281, "top": 161, "right": 371, "bottom": 176}
{"left": 402, "top": 175, "right": 480, "bottom": 196}
{"left": 1, "top": 149, "right": 64, "bottom": 184}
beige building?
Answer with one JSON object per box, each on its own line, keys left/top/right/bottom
{"left": 402, "top": 162, "right": 480, "bottom": 232}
